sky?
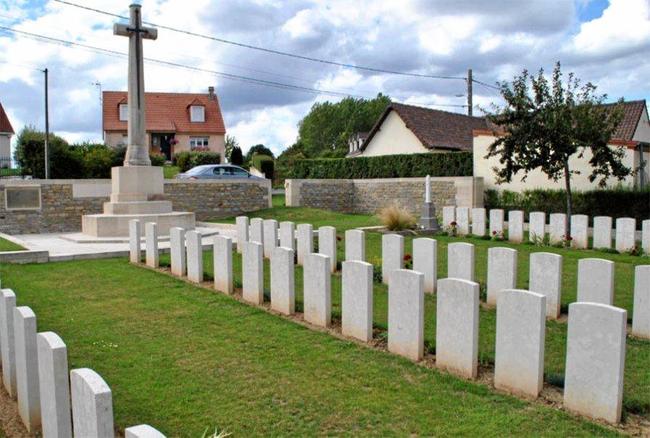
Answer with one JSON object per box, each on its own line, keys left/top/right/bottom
{"left": 0, "top": 0, "right": 649, "bottom": 156}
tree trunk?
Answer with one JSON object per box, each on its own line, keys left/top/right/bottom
{"left": 564, "top": 160, "right": 573, "bottom": 240}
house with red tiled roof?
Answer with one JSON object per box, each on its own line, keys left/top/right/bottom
{"left": 348, "top": 102, "right": 487, "bottom": 157}
{"left": 0, "top": 102, "right": 15, "bottom": 168}
{"left": 473, "top": 99, "right": 650, "bottom": 191}
{"left": 102, "top": 87, "right": 226, "bottom": 161}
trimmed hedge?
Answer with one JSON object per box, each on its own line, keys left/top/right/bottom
{"left": 173, "top": 151, "right": 221, "bottom": 172}
{"left": 286, "top": 152, "right": 472, "bottom": 179}
{"left": 484, "top": 188, "right": 650, "bottom": 227}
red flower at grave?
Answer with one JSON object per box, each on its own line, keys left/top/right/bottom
{"left": 404, "top": 254, "right": 412, "bottom": 261}
{"left": 492, "top": 230, "right": 497, "bottom": 235}
{"left": 336, "top": 236, "right": 342, "bottom": 242}
{"left": 450, "top": 221, "right": 457, "bottom": 226}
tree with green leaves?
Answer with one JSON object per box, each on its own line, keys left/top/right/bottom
{"left": 245, "top": 144, "right": 274, "bottom": 163}
{"left": 486, "top": 62, "right": 630, "bottom": 237}
{"left": 224, "top": 135, "right": 239, "bottom": 162}
{"left": 297, "top": 93, "right": 391, "bottom": 158}
{"left": 230, "top": 146, "right": 243, "bottom": 166}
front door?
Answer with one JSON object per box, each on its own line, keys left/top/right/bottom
{"left": 151, "top": 134, "right": 174, "bottom": 161}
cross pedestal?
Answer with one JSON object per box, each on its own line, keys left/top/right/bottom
{"left": 81, "top": 4, "right": 195, "bottom": 238}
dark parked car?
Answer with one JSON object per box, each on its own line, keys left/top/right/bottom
{"left": 176, "top": 165, "right": 264, "bottom": 180}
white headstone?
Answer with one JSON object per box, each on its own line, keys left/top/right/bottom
{"left": 382, "top": 234, "right": 404, "bottom": 284}
{"left": 296, "top": 224, "right": 313, "bottom": 266}
{"left": 529, "top": 252, "right": 563, "bottom": 319}
{"left": 145, "top": 222, "right": 159, "bottom": 268}
{"left": 632, "top": 265, "right": 650, "bottom": 339}
{"left": 643, "top": 219, "right": 650, "bottom": 255}
{"left": 70, "top": 368, "right": 114, "bottom": 437}
{"left": 486, "top": 247, "right": 518, "bottom": 306}
{"left": 388, "top": 270, "right": 424, "bottom": 361}
{"left": 37, "top": 332, "right": 72, "bottom": 438}
{"left": 549, "top": 213, "right": 567, "bottom": 245}
{"left": 342, "top": 261, "right": 373, "bottom": 342}
{"left": 249, "top": 218, "right": 264, "bottom": 246}
{"left": 494, "top": 289, "right": 546, "bottom": 398}
{"left": 442, "top": 206, "right": 456, "bottom": 229}
{"left": 235, "top": 216, "right": 249, "bottom": 254}
{"left": 318, "top": 226, "right": 337, "bottom": 273}
{"left": 570, "top": 214, "right": 589, "bottom": 249}
{"left": 577, "top": 258, "right": 614, "bottom": 305}
{"left": 170, "top": 227, "right": 186, "bottom": 277}
{"left": 471, "top": 208, "right": 486, "bottom": 237}
{"left": 0, "top": 289, "right": 17, "bottom": 397}
{"left": 345, "top": 229, "right": 365, "bottom": 262}
{"left": 508, "top": 210, "right": 524, "bottom": 243}
{"left": 279, "top": 221, "right": 295, "bottom": 251}
{"left": 528, "top": 212, "right": 546, "bottom": 242}
{"left": 615, "top": 217, "right": 636, "bottom": 253}
{"left": 186, "top": 231, "right": 203, "bottom": 284}
{"left": 263, "top": 219, "right": 278, "bottom": 259}
{"left": 242, "top": 241, "right": 264, "bottom": 305}
{"left": 489, "top": 209, "right": 504, "bottom": 237}
{"left": 126, "top": 424, "right": 166, "bottom": 438}
{"left": 413, "top": 238, "right": 437, "bottom": 294}
{"left": 593, "top": 216, "right": 613, "bottom": 249}
{"left": 270, "top": 247, "right": 295, "bottom": 315}
{"left": 456, "top": 207, "right": 470, "bottom": 235}
{"left": 447, "top": 242, "right": 475, "bottom": 282}
{"left": 129, "top": 219, "right": 142, "bottom": 263}
{"left": 564, "top": 302, "right": 626, "bottom": 424}
{"left": 14, "top": 306, "right": 40, "bottom": 432}
{"left": 303, "top": 253, "right": 331, "bottom": 327}
{"left": 436, "top": 278, "right": 479, "bottom": 378}
{"left": 213, "top": 236, "right": 233, "bottom": 294}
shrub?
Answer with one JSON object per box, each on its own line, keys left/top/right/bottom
{"left": 485, "top": 187, "right": 650, "bottom": 228}
{"left": 378, "top": 205, "right": 417, "bottom": 231}
{"left": 150, "top": 153, "right": 167, "bottom": 166}
{"left": 230, "top": 146, "right": 243, "bottom": 165}
{"left": 286, "top": 152, "right": 472, "bottom": 179}
{"left": 173, "top": 151, "right": 221, "bottom": 172}
{"left": 260, "top": 160, "right": 274, "bottom": 180}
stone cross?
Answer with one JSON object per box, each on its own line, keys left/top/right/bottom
{"left": 114, "top": 4, "right": 158, "bottom": 166}
{"left": 425, "top": 175, "right": 431, "bottom": 203}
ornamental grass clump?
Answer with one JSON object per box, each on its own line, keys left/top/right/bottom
{"left": 378, "top": 205, "right": 417, "bottom": 231}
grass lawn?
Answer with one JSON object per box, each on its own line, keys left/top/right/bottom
{"left": 0, "top": 259, "right": 621, "bottom": 436}
{"left": 163, "top": 165, "right": 180, "bottom": 179}
{"left": 0, "top": 237, "right": 24, "bottom": 252}
{"left": 212, "top": 196, "right": 650, "bottom": 421}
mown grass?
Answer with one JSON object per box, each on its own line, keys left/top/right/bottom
{"left": 0, "top": 259, "right": 621, "bottom": 436}
{"left": 0, "top": 237, "right": 24, "bottom": 252}
{"left": 213, "top": 196, "right": 650, "bottom": 420}
{"left": 163, "top": 165, "right": 180, "bottom": 179}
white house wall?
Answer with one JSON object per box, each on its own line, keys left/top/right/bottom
{"left": 633, "top": 106, "right": 650, "bottom": 142}
{"left": 361, "top": 111, "right": 429, "bottom": 157}
{"left": 473, "top": 134, "right": 641, "bottom": 192}
{"left": 0, "top": 135, "right": 11, "bottom": 161}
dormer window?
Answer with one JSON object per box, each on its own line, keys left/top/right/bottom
{"left": 119, "top": 104, "right": 128, "bottom": 121}
{"left": 190, "top": 105, "right": 205, "bottom": 122}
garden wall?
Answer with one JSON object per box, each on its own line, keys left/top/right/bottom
{"left": 285, "top": 177, "right": 483, "bottom": 216}
{"left": 0, "top": 178, "right": 271, "bottom": 235}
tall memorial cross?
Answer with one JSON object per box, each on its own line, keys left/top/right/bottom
{"left": 114, "top": 4, "right": 158, "bottom": 167}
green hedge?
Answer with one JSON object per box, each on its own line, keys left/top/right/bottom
{"left": 173, "top": 151, "right": 221, "bottom": 172}
{"left": 286, "top": 152, "right": 472, "bottom": 179}
{"left": 485, "top": 188, "right": 650, "bottom": 227}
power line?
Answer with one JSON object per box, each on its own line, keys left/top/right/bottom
{"left": 0, "top": 25, "right": 471, "bottom": 110}
{"left": 52, "top": 0, "right": 467, "bottom": 81}
{"left": 472, "top": 78, "right": 500, "bottom": 91}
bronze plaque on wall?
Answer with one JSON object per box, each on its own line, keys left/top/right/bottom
{"left": 5, "top": 186, "right": 41, "bottom": 210}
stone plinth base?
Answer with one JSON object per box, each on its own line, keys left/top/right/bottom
{"left": 103, "top": 201, "right": 173, "bottom": 215}
{"left": 110, "top": 166, "right": 164, "bottom": 202}
{"left": 419, "top": 202, "right": 440, "bottom": 231}
{"left": 82, "top": 212, "right": 195, "bottom": 238}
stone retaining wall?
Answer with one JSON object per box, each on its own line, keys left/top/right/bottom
{"left": 0, "top": 178, "right": 271, "bottom": 235}
{"left": 285, "top": 177, "right": 482, "bottom": 216}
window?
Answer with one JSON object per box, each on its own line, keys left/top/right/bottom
{"left": 189, "top": 137, "right": 209, "bottom": 150}
{"left": 232, "top": 167, "right": 249, "bottom": 177}
{"left": 119, "top": 104, "right": 128, "bottom": 121}
{"left": 190, "top": 105, "right": 205, "bottom": 122}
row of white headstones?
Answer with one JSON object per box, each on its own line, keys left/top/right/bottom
{"left": 0, "top": 283, "right": 165, "bottom": 437}
{"left": 132, "top": 217, "right": 649, "bottom": 425}
{"left": 443, "top": 206, "right": 650, "bottom": 253}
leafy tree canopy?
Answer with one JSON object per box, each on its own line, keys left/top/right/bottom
{"left": 485, "top": 62, "right": 631, "bottom": 230}
{"left": 245, "top": 144, "right": 274, "bottom": 162}
{"left": 297, "top": 93, "right": 391, "bottom": 158}
{"left": 224, "top": 135, "right": 239, "bottom": 162}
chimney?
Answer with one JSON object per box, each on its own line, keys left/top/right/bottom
{"left": 208, "top": 86, "right": 215, "bottom": 100}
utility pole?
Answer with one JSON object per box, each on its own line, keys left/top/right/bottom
{"left": 43, "top": 68, "right": 50, "bottom": 179}
{"left": 467, "top": 68, "right": 473, "bottom": 117}
{"left": 93, "top": 81, "right": 103, "bottom": 140}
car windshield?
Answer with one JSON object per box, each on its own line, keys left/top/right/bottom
{"left": 185, "top": 166, "right": 212, "bottom": 176}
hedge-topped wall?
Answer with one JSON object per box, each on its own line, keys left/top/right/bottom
{"left": 287, "top": 152, "right": 472, "bottom": 179}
